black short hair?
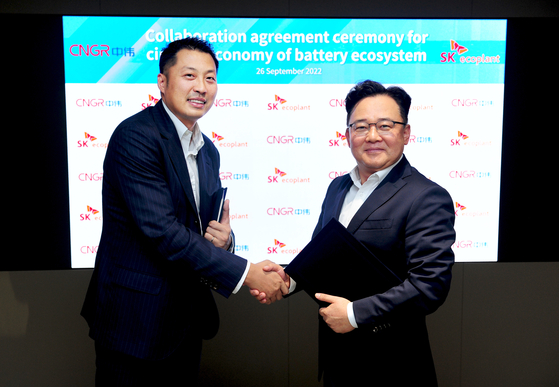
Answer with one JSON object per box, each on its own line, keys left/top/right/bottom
{"left": 345, "top": 80, "right": 412, "bottom": 125}
{"left": 159, "top": 37, "right": 219, "bottom": 75}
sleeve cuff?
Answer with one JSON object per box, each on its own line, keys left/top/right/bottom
{"left": 347, "top": 302, "right": 358, "bottom": 328}
{"left": 232, "top": 258, "right": 249, "bottom": 294}
{"left": 288, "top": 277, "right": 297, "bottom": 293}
{"left": 226, "top": 232, "right": 235, "bottom": 253}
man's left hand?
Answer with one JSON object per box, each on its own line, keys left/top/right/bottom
{"left": 316, "top": 293, "right": 355, "bottom": 334}
{"left": 205, "top": 199, "right": 232, "bottom": 250}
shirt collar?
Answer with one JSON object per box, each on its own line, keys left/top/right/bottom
{"left": 162, "top": 101, "right": 205, "bottom": 154}
{"left": 349, "top": 154, "right": 404, "bottom": 188}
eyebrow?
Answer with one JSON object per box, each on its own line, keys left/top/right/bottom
{"left": 179, "top": 65, "right": 216, "bottom": 74}
{"left": 349, "top": 117, "right": 394, "bottom": 125}
{"left": 181, "top": 66, "right": 215, "bottom": 73}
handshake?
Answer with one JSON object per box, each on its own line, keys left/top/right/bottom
{"left": 244, "top": 260, "right": 291, "bottom": 305}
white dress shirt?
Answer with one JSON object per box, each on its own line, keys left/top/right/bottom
{"left": 162, "top": 102, "right": 249, "bottom": 294}
{"left": 341, "top": 157, "right": 401, "bottom": 328}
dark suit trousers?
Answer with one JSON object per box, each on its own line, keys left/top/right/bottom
{"left": 95, "top": 336, "right": 202, "bottom": 387}
{"left": 320, "top": 318, "right": 438, "bottom": 387}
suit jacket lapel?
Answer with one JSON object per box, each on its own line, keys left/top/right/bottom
{"left": 346, "top": 157, "right": 411, "bottom": 234}
{"left": 197, "top": 145, "right": 214, "bottom": 229}
{"left": 153, "top": 102, "right": 198, "bottom": 218}
{"left": 332, "top": 176, "right": 353, "bottom": 221}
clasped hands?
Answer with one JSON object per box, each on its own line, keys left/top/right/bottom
{"left": 245, "top": 261, "right": 290, "bottom": 305}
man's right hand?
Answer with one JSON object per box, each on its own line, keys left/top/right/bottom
{"left": 244, "top": 260, "right": 289, "bottom": 305}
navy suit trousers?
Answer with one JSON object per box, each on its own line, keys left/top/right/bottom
{"left": 95, "top": 335, "right": 202, "bottom": 386}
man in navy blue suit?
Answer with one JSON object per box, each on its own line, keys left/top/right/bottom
{"left": 81, "top": 37, "right": 288, "bottom": 386}
{"left": 255, "top": 80, "right": 456, "bottom": 385}
{"left": 314, "top": 81, "right": 455, "bottom": 386}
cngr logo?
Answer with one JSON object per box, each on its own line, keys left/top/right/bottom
{"left": 69, "top": 44, "right": 110, "bottom": 57}
{"left": 328, "top": 171, "right": 348, "bottom": 179}
{"left": 267, "top": 135, "right": 311, "bottom": 145}
{"left": 220, "top": 172, "right": 249, "bottom": 181}
{"left": 329, "top": 99, "right": 346, "bottom": 108}
{"left": 76, "top": 98, "right": 122, "bottom": 108}
{"left": 453, "top": 240, "right": 488, "bottom": 249}
{"left": 449, "top": 170, "right": 491, "bottom": 179}
{"left": 266, "top": 207, "right": 311, "bottom": 216}
{"left": 214, "top": 99, "right": 249, "bottom": 108}
{"left": 451, "top": 99, "right": 493, "bottom": 107}
{"left": 408, "top": 134, "right": 433, "bottom": 144}
{"left": 80, "top": 245, "right": 99, "bottom": 254}
{"left": 78, "top": 173, "right": 103, "bottom": 182}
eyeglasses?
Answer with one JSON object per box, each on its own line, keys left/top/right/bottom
{"left": 348, "top": 120, "right": 406, "bottom": 137}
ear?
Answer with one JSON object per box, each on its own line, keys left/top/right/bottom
{"left": 157, "top": 73, "right": 166, "bottom": 95}
{"left": 403, "top": 124, "right": 411, "bottom": 145}
{"left": 345, "top": 128, "right": 351, "bottom": 147}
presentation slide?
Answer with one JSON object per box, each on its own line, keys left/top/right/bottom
{"left": 63, "top": 16, "right": 507, "bottom": 268}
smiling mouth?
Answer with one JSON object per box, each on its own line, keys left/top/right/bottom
{"left": 188, "top": 98, "right": 206, "bottom": 107}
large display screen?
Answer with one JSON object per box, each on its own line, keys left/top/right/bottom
{"left": 62, "top": 16, "right": 507, "bottom": 267}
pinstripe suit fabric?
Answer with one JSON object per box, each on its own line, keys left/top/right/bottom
{"left": 81, "top": 101, "right": 246, "bottom": 362}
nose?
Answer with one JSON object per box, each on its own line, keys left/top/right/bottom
{"left": 365, "top": 125, "right": 382, "bottom": 142}
{"left": 193, "top": 77, "right": 207, "bottom": 95}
